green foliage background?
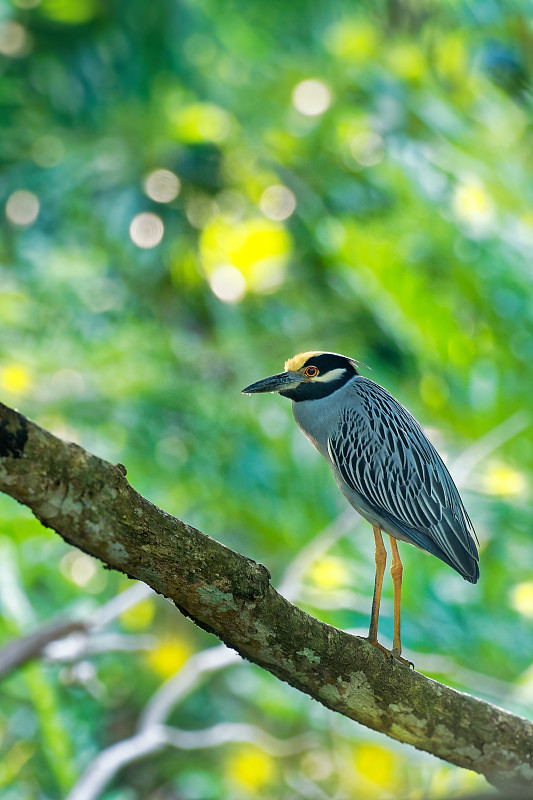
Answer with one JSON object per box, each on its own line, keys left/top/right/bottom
{"left": 1, "top": 0, "right": 533, "bottom": 797}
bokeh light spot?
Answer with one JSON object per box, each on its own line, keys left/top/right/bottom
{"left": 324, "top": 19, "right": 378, "bottom": 62}
{"left": 354, "top": 743, "right": 396, "bottom": 789}
{"left": 351, "top": 132, "right": 385, "bottom": 166}
{"left": 510, "top": 583, "right": 533, "bottom": 618}
{"left": 186, "top": 196, "right": 218, "bottom": 229}
{"left": 0, "top": 21, "right": 29, "bottom": 57}
{"left": 259, "top": 185, "right": 296, "bottom": 221}
{"left": 147, "top": 638, "right": 193, "bottom": 677}
{"left": 482, "top": 462, "right": 526, "bottom": 496}
{"left": 49, "top": 368, "right": 85, "bottom": 398}
{"left": 170, "top": 102, "right": 231, "bottom": 143}
{"left": 60, "top": 551, "right": 99, "bottom": 587}
{"left": 1, "top": 365, "right": 32, "bottom": 395}
{"left": 129, "top": 212, "right": 164, "bottom": 248}
{"left": 41, "top": 0, "right": 99, "bottom": 24}
{"left": 226, "top": 747, "right": 276, "bottom": 790}
{"left": 209, "top": 265, "right": 246, "bottom": 304}
{"left": 388, "top": 43, "right": 426, "bottom": 80}
{"left": 120, "top": 597, "right": 155, "bottom": 631}
{"left": 292, "top": 79, "right": 331, "bottom": 116}
{"left": 6, "top": 190, "right": 40, "bottom": 227}
{"left": 453, "top": 178, "right": 495, "bottom": 235}
{"left": 144, "top": 169, "right": 181, "bottom": 203}
{"left": 308, "top": 557, "right": 349, "bottom": 590}
{"left": 201, "top": 218, "right": 290, "bottom": 294}
{"left": 31, "top": 135, "right": 65, "bottom": 167}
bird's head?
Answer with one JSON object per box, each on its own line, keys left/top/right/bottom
{"left": 242, "top": 351, "right": 361, "bottom": 401}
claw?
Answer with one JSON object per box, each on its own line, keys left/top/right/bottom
{"left": 365, "top": 637, "right": 414, "bottom": 669}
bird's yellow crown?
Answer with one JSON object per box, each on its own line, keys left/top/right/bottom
{"left": 284, "top": 351, "right": 323, "bottom": 372}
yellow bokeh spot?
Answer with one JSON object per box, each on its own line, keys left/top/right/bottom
{"left": 41, "top": 0, "right": 99, "bottom": 23}
{"left": 200, "top": 217, "right": 291, "bottom": 293}
{"left": 169, "top": 103, "right": 231, "bottom": 144}
{"left": 324, "top": 19, "right": 378, "bottom": 62}
{"left": 1, "top": 365, "right": 32, "bottom": 395}
{"left": 387, "top": 43, "right": 426, "bottom": 81}
{"left": 226, "top": 746, "right": 276, "bottom": 790}
{"left": 354, "top": 743, "right": 396, "bottom": 789}
{"left": 309, "top": 557, "right": 349, "bottom": 590}
{"left": 482, "top": 463, "right": 526, "bottom": 496}
{"left": 146, "top": 638, "right": 193, "bottom": 678}
{"left": 453, "top": 181, "right": 494, "bottom": 225}
{"left": 120, "top": 597, "right": 155, "bottom": 632}
{"left": 510, "top": 583, "right": 533, "bottom": 618}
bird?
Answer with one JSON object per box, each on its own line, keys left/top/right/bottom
{"left": 242, "top": 351, "right": 479, "bottom": 666}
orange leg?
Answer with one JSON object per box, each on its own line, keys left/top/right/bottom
{"left": 368, "top": 526, "right": 387, "bottom": 644}
{"left": 365, "top": 529, "right": 413, "bottom": 668}
{"left": 389, "top": 536, "right": 403, "bottom": 658}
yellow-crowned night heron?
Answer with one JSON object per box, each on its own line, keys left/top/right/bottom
{"left": 243, "top": 351, "right": 479, "bottom": 665}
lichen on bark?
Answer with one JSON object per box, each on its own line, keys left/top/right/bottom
{"left": 0, "top": 401, "right": 531, "bottom": 793}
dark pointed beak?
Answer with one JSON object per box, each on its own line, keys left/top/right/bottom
{"left": 242, "top": 371, "right": 301, "bottom": 394}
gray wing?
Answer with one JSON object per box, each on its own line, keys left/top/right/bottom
{"left": 327, "top": 378, "right": 479, "bottom": 583}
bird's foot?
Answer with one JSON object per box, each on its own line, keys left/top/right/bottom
{"left": 365, "top": 638, "right": 414, "bottom": 669}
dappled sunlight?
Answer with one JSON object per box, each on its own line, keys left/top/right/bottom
{"left": 146, "top": 638, "right": 195, "bottom": 678}
{"left": 225, "top": 746, "right": 277, "bottom": 791}
{"left": 2, "top": 0, "right": 533, "bottom": 798}
{"left": 169, "top": 102, "right": 232, "bottom": 144}
{"left": 291, "top": 79, "right": 332, "bottom": 117}
{"left": 481, "top": 462, "right": 527, "bottom": 496}
{"left": 201, "top": 217, "right": 291, "bottom": 300}
{"left": 5, "top": 190, "right": 39, "bottom": 227}
{"left": 0, "top": 365, "right": 32, "bottom": 395}
{"left": 510, "top": 583, "right": 533, "bottom": 619}
{"left": 453, "top": 179, "right": 496, "bottom": 236}
{"left": 308, "top": 556, "right": 350, "bottom": 591}
{"left": 0, "top": 20, "right": 29, "bottom": 57}
{"left": 350, "top": 131, "right": 385, "bottom": 167}
{"left": 352, "top": 743, "right": 398, "bottom": 794}
{"left": 143, "top": 169, "right": 181, "bottom": 203}
{"left": 129, "top": 212, "right": 165, "bottom": 248}
{"left": 324, "top": 18, "right": 379, "bottom": 62}
{"left": 259, "top": 185, "right": 296, "bottom": 221}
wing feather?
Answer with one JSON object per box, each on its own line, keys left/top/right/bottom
{"left": 328, "top": 378, "right": 479, "bottom": 582}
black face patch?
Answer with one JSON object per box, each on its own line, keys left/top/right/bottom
{"left": 280, "top": 353, "right": 358, "bottom": 402}
{"left": 0, "top": 406, "right": 28, "bottom": 459}
{"left": 302, "top": 353, "right": 359, "bottom": 375}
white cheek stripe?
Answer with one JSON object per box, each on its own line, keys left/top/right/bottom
{"left": 314, "top": 368, "right": 347, "bottom": 383}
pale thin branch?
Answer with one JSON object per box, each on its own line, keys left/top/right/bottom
{"left": 138, "top": 645, "right": 240, "bottom": 731}
{"left": 0, "top": 618, "right": 87, "bottom": 679}
{"left": 451, "top": 410, "right": 530, "bottom": 486}
{"left": 91, "top": 582, "right": 155, "bottom": 630}
{"left": 67, "top": 722, "right": 317, "bottom": 800}
{"left": 278, "top": 510, "right": 358, "bottom": 601}
{"left": 44, "top": 632, "right": 156, "bottom": 662}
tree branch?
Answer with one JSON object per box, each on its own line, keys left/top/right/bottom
{"left": 0, "top": 402, "right": 532, "bottom": 791}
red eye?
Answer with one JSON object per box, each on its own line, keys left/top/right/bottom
{"left": 305, "top": 366, "right": 318, "bottom": 377}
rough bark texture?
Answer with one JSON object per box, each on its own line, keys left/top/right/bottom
{"left": 0, "top": 402, "right": 532, "bottom": 791}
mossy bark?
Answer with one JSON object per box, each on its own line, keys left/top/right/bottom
{"left": 0, "top": 402, "right": 532, "bottom": 791}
